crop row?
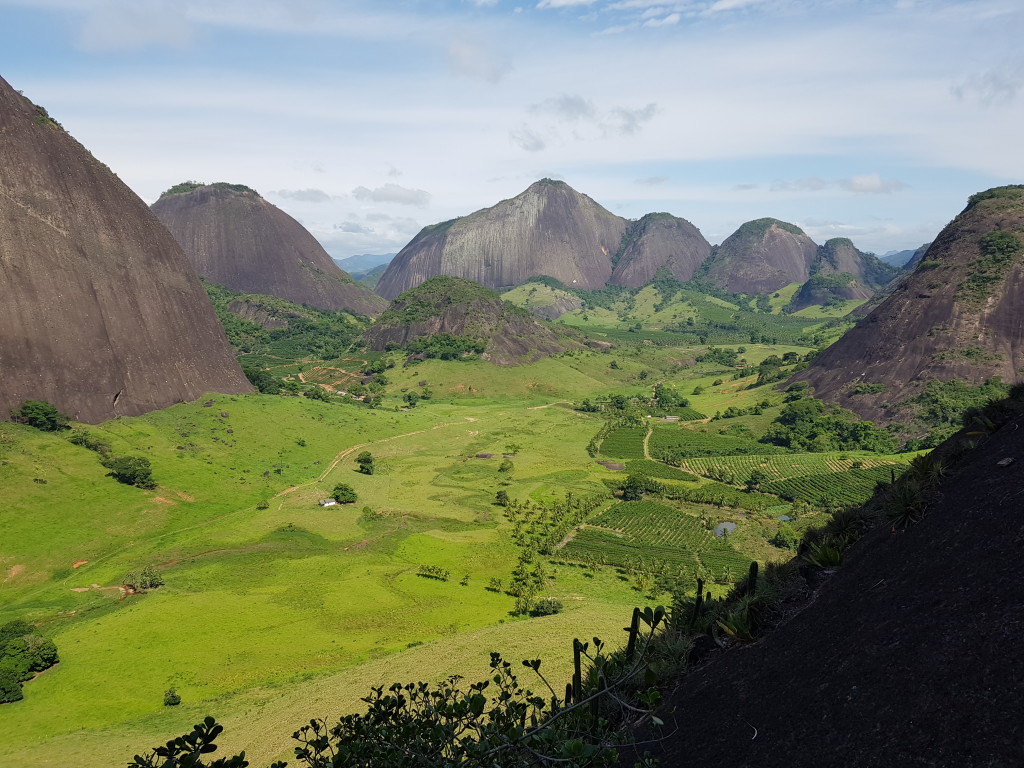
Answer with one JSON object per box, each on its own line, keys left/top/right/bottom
{"left": 623, "top": 459, "right": 700, "bottom": 483}
{"left": 676, "top": 451, "right": 916, "bottom": 483}
{"left": 648, "top": 428, "right": 788, "bottom": 460}
{"left": 599, "top": 427, "right": 647, "bottom": 459}
{"left": 763, "top": 466, "right": 907, "bottom": 507}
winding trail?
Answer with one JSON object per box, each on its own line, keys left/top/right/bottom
{"left": 643, "top": 425, "right": 653, "bottom": 460}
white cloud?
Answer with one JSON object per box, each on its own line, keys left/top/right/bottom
{"left": 703, "top": 0, "right": 769, "bottom": 14}
{"left": 77, "top": 0, "right": 192, "bottom": 51}
{"left": 510, "top": 126, "right": 547, "bottom": 151}
{"left": 273, "top": 188, "right": 332, "bottom": 203}
{"left": 952, "top": 61, "right": 1024, "bottom": 105}
{"left": 352, "top": 183, "right": 431, "bottom": 207}
{"left": 447, "top": 38, "right": 513, "bottom": 83}
{"left": 635, "top": 175, "right": 668, "bottom": 185}
{"left": 643, "top": 13, "right": 681, "bottom": 26}
{"left": 770, "top": 174, "right": 908, "bottom": 195}
{"left": 529, "top": 94, "right": 597, "bottom": 122}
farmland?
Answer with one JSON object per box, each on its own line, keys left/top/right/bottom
{"left": 676, "top": 451, "right": 919, "bottom": 484}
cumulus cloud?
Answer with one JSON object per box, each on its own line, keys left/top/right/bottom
{"left": 643, "top": 13, "right": 681, "bottom": 27}
{"left": 352, "top": 183, "right": 431, "bottom": 206}
{"left": 77, "top": 0, "right": 193, "bottom": 52}
{"left": 635, "top": 175, "right": 668, "bottom": 185}
{"left": 447, "top": 39, "right": 513, "bottom": 83}
{"left": 770, "top": 173, "right": 907, "bottom": 195}
{"left": 334, "top": 221, "right": 374, "bottom": 234}
{"left": 274, "top": 188, "right": 332, "bottom": 202}
{"left": 510, "top": 126, "right": 547, "bottom": 152}
{"left": 608, "top": 103, "right": 658, "bottom": 135}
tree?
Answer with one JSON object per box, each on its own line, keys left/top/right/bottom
{"left": 332, "top": 484, "right": 358, "bottom": 504}
{"left": 355, "top": 451, "right": 374, "bottom": 475}
{"left": 242, "top": 366, "right": 279, "bottom": 394}
{"left": 745, "top": 468, "right": 770, "bottom": 492}
{"left": 101, "top": 455, "right": 156, "bottom": 489}
{"left": 304, "top": 386, "right": 331, "bottom": 402}
{"left": 495, "top": 490, "right": 510, "bottom": 507}
{"left": 10, "top": 400, "right": 69, "bottom": 432}
{"left": 403, "top": 391, "right": 420, "bottom": 408}
{"left": 498, "top": 459, "right": 514, "bottom": 474}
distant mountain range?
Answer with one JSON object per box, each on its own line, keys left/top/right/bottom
{"left": 374, "top": 180, "right": 898, "bottom": 306}
{"left": 333, "top": 253, "right": 396, "bottom": 275}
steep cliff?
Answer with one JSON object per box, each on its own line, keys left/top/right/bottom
{"left": 0, "top": 77, "right": 251, "bottom": 424}
{"left": 374, "top": 179, "right": 627, "bottom": 299}
{"left": 702, "top": 218, "right": 819, "bottom": 294}
{"left": 608, "top": 213, "right": 712, "bottom": 288}
{"left": 152, "top": 183, "right": 386, "bottom": 316}
{"left": 792, "top": 186, "right": 1024, "bottom": 421}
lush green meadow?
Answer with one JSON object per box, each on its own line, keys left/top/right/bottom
{"left": 0, "top": 293, "right": 916, "bottom": 765}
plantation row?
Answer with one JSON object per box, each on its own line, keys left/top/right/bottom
{"left": 661, "top": 481, "right": 777, "bottom": 512}
{"left": 599, "top": 427, "right": 647, "bottom": 459}
{"left": 623, "top": 459, "right": 700, "bottom": 483}
{"left": 676, "top": 451, "right": 917, "bottom": 484}
{"left": 557, "top": 500, "right": 749, "bottom": 581}
{"left": 651, "top": 406, "right": 706, "bottom": 421}
{"left": 648, "top": 427, "right": 788, "bottom": 461}
{"left": 763, "top": 465, "right": 907, "bottom": 507}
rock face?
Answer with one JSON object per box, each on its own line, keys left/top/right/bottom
{"left": 609, "top": 213, "right": 712, "bottom": 288}
{"left": 636, "top": 402, "right": 1024, "bottom": 768}
{"left": 0, "top": 77, "right": 251, "bottom": 424}
{"left": 375, "top": 179, "right": 627, "bottom": 300}
{"left": 812, "top": 237, "right": 899, "bottom": 290}
{"left": 152, "top": 184, "right": 386, "bottom": 316}
{"left": 703, "top": 218, "right": 819, "bottom": 294}
{"left": 364, "top": 277, "right": 581, "bottom": 365}
{"left": 792, "top": 186, "right": 1024, "bottom": 421}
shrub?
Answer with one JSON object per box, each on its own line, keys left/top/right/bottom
{"left": 163, "top": 688, "right": 181, "bottom": 707}
{"left": 124, "top": 566, "right": 164, "bottom": 592}
{"left": 0, "top": 668, "right": 23, "bottom": 703}
{"left": 101, "top": 455, "right": 156, "bottom": 488}
{"left": 529, "top": 598, "right": 563, "bottom": 617}
{"left": 10, "top": 400, "right": 69, "bottom": 432}
{"left": 67, "top": 429, "right": 111, "bottom": 453}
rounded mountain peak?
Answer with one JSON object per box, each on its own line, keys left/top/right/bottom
{"left": 152, "top": 182, "right": 386, "bottom": 316}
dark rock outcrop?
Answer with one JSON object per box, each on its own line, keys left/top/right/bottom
{"left": 0, "top": 77, "right": 251, "bottom": 424}
{"left": 609, "top": 213, "right": 712, "bottom": 288}
{"left": 703, "top": 218, "right": 819, "bottom": 294}
{"left": 639, "top": 403, "right": 1024, "bottom": 767}
{"left": 374, "top": 179, "right": 627, "bottom": 299}
{"left": 152, "top": 183, "right": 386, "bottom": 316}
{"left": 792, "top": 186, "right": 1024, "bottom": 421}
{"left": 364, "top": 277, "right": 581, "bottom": 365}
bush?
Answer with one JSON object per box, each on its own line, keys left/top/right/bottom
{"left": 163, "top": 688, "right": 181, "bottom": 707}
{"left": 101, "top": 455, "right": 156, "bottom": 488}
{"left": 67, "top": 429, "right": 111, "bottom": 453}
{"left": 124, "top": 566, "right": 164, "bottom": 592}
{"left": 529, "top": 598, "right": 563, "bottom": 617}
{"left": 332, "top": 484, "right": 358, "bottom": 504}
{"left": 10, "top": 400, "right": 69, "bottom": 432}
{"left": 0, "top": 668, "right": 23, "bottom": 703}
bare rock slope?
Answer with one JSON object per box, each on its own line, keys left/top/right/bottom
{"left": 792, "top": 186, "right": 1024, "bottom": 421}
{"left": 609, "top": 213, "right": 712, "bottom": 288}
{"left": 0, "top": 77, "right": 251, "bottom": 424}
{"left": 152, "top": 183, "right": 386, "bottom": 316}
{"left": 703, "top": 218, "right": 819, "bottom": 294}
{"left": 375, "top": 179, "right": 627, "bottom": 299}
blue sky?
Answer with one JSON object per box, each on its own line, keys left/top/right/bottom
{"left": 2, "top": 0, "right": 1022, "bottom": 258}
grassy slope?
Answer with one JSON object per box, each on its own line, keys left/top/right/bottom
{"left": 0, "top": 393, "right": 642, "bottom": 766}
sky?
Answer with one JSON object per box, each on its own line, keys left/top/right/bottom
{"left": 2, "top": 0, "right": 1022, "bottom": 260}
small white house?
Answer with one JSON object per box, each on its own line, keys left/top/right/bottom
{"left": 318, "top": 499, "right": 338, "bottom": 507}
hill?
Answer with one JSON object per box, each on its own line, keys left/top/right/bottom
{"left": 637, "top": 394, "right": 1024, "bottom": 767}
{"left": 363, "top": 277, "right": 583, "bottom": 364}
{"left": 880, "top": 243, "right": 931, "bottom": 268}
{"left": 500, "top": 281, "right": 584, "bottom": 320}
{"left": 152, "top": 183, "right": 386, "bottom": 316}
{"left": 333, "top": 253, "right": 395, "bottom": 274}
{"left": 700, "top": 218, "right": 819, "bottom": 294}
{"left": 353, "top": 262, "right": 388, "bottom": 290}
{"left": 608, "top": 212, "right": 712, "bottom": 288}
{"left": 792, "top": 186, "right": 1024, "bottom": 424}
{"left": 812, "top": 237, "right": 899, "bottom": 290}
{"left": 374, "top": 179, "right": 627, "bottom": 299}
{"left": 0, "top": 77, "right": 250, "bottom": 424}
